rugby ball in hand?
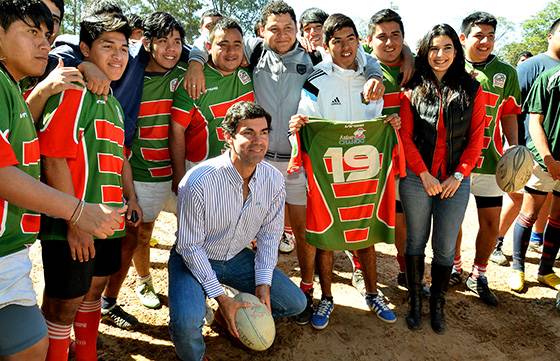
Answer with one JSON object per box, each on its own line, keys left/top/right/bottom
{"left": 495, "top": 145, "right": 534, "bottom": 192}
{"left": 234, "top": 292, "right": 275, "bottom": 351}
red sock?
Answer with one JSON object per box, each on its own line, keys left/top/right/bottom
{"left": 472, "top": 263, "right": 487, "bottom": 279}
{"left": 352, "top": 255, "right": 362, "bottom": 271}
{"left": 396, "top": 255, "right": 406, "bottom": 272}
{"left": 300, "top": 281, "right": 313, "bottom": 294}
{"left": 46, "top": 320, "right": 71, "bottom": 361}
{"left": 74, "top": 299, "right": 101, "bottom": 361}
{"left": 453, "top": 256, "right": 463, "bottom": 273}
{"left": 284, "top": 225, "right": 293, "bottom": 235}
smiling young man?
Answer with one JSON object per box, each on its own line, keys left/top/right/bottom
{"left": 168, "top": 101, "right": 305, "bottom": 361}
{"left": 362, "top": 8, "right": 416, "bottom": 292}
{"left": 0, "top": 2, "right": 125, "bottom": 359}
{"left": 299, "top": 7, "right": 329, "bottom": 53}
{"left": 289, "top": 13, "right": 402, "bottom": 329}
{"left": 449, "top": 12, "right": 521, "bottom": 306}
{"left": 100, "top": 12, "right": 187, "bottom": 327}
{"left": 38, "top": 12, "right": 140, "bottom": 360}
{"left": 170, "top": 17, "right": 254, "bottom": 190}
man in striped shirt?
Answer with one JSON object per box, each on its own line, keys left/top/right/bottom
{"left": 168, "top": 102, "right": 306, "bottom": 361}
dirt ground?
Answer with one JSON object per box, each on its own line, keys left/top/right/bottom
{"left": 29, "top": 195, "right": 560, "bottom": 361}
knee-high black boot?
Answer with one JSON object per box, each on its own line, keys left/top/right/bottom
{"left": 430, "top": 263, "right": 452, "bottom": 334}
{"left": 405, "top": 255, "right": 424, "bottom": 330}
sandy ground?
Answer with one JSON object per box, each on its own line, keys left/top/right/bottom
{"left": 29, "top": 195, "right": 560, "bottom": 361}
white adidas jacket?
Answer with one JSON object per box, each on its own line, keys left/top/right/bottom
{"left": 297, "top": 60, "right": 384, "bottom": 121}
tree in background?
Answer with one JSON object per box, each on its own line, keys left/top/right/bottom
{"left": 499, "top": 1, "right": 560, "bottom": 66}
{"left": 58, "top": 0, "right": 266, "bottom": 43}
{"left": 208, "top": 0, "right": 268, "bottom": 35}
{"left": 126, "top": 0, "right": 203, "bottom": 42}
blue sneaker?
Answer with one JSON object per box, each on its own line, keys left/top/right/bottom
{"left": 311, "top": 297, "right": 334, "bottom": 330}
{"left": 366, "top": 293, "right": 397, "bottom": 323}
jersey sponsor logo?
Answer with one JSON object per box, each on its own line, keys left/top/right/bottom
{"left": 238, "top": 69, "right": 251, "bottom": 85}
{"left": 331, "top": 97, "right": 342, "bottom": 106}
{"left": 22, "top": 138, "right": 40, "bottom": 166}
{"left": 101, "top": 185, "right": 123, "bottom": 204}
{"left": 19, "top": 112, "right": 28, "bottom": 119}
{"left": 96, "top": 99, "right": 106, "bottom": 105}
{"left": 140, "top": 147, "right": 170, "bottom": 162}
{"left": 97, "top": 153, "right": 124, "bottom": 174}
{"left": 139, "top": 124, "right": 168, "bottom": 141}
{"left": 20, "top": 213, "right": 40, "bottom": 234}
{"left": 148, "top": 165, "right": 173, "bottom": 178}
{"left": 0, "top": 199, "right": 6, "bottom": 237}
{"left": 138, "top": 100, "right": 173, "bottom": 118}
{"left": 95, "top": 120, "right": 124, "bottom": 146}
{"left": 493, "top": 73, "right": 506, "bottom": 88}
{"left": 338, "top": 128, "right": 367, "bottom": 145}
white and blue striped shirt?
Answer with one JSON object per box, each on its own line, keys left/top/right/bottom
{"left": 175, "top": 152, "right": 286, "bottom": 298}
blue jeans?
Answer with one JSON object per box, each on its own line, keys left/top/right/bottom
{"left": 399, "top": 170, "right": 470, "bottom": 266}
{"left": 168, "top": 247, "right": 306, "bottom": 361}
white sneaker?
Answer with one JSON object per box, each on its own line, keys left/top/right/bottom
{"left": 279, "top": 232, "right": 295, "bottom": 253}
{"left": 135, "top": 276, "right": 161, "bottom": 309}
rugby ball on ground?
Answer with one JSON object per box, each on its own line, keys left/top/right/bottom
{"left": 495, "top": 145, "right": 534, "bottom": 192}
{"left": 234, "top": 292, "right": 275, "bottom": 351}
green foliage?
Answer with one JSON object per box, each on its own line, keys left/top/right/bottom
{"left": 127, "top": 0, "right": 204, "bottom": 43}
{"left": 498, "top": 1, "right": 560, "bottom": 66}
{"left": 209, "top": 0, "right": 269, "bottom": 36}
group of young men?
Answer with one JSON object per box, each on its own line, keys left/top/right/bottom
{"left": 0, "top": 0, "right": 560, "bottom": 360}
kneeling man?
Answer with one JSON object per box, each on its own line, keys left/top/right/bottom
{"left": 168, "top": 101, "right": 306, "bottom": 361}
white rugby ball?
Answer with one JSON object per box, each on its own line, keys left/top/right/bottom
{"left": 495, "top": 145, "right": 534, "bottom": 192}
{"left": 234, "top": 292, "right": 275, "bottom": 351}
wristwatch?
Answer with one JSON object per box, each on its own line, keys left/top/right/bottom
{"left": 453, "top": 172, "right": 464, "bottom": 182}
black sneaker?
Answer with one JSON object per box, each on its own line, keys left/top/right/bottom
{"left": 465, "top": 275, "right": 498, "bottom": 306}
{"left": 449, "top": 268, "right": 463, "bottom": 287}
{"left": 295, "top": 290, "right": 314, "bottom": 325}
{"left": 397, "top": 272, "right": 407, "bottom": 289}
{"left": 101, "top": 304, "right": 139, "bottom": 330}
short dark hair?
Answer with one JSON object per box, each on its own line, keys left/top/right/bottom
{"left": 0, "top": 0, "right": 53, "bottom": 33}
{"left": 260, "top": 1, "right": 296, "bottom": 27}
{"left": 518, "top": 51, "right": 533, "bottom": 59}
{"left": 299, "top": 8, "right": 329, "bottom": 35}
{"left": 52, "top": 0, "right": 65, "bottom": 20}
{"left": 550, "top": 18, "right": 560, "bottom": 35}
{"left": 80, "top": 12, "right": 131, "bottom": 47}
{"left": 461, "top": 11, "right": 497, "bottom": 35}
{"left": 368, "top": 8, "right": 404, "bottom": 37}
{"left": 209, "top": 17, "right": 243, "bottom": 44}
{"left": 323, "top": 13, "right": 358, "bottom": 45}
{"left": 200, "top": 9, "right": 222, "bottom": 27}
{"left": 128, "top": 13, "right": 143, "bottom": 30}
{"left": 222, "top": 102, "right": 272, "bottom": 135}
{"left": 143, "top": 12, "right": 185, "bottom": 42}
{"left": 254, "top": 20, "right": 262, "bottom": 37}
{"left": 84, "top": 0, "right": 123, "bottom": 18}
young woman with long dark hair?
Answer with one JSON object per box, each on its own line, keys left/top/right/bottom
{"left": 399, "top": 24, "right": 485, "bottom": 334}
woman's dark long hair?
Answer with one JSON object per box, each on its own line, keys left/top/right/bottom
{"left": 407, "top": 24, "right": 474, "bottom": 108}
